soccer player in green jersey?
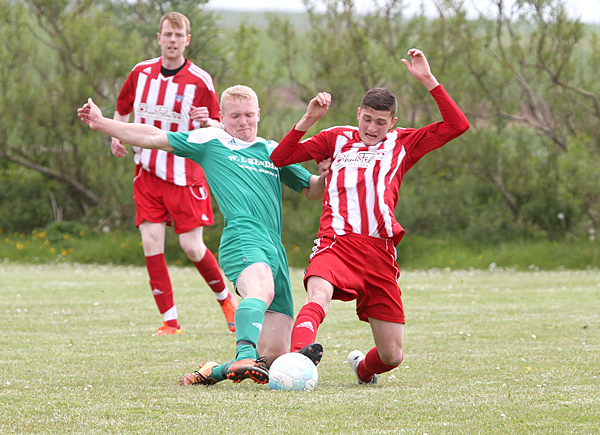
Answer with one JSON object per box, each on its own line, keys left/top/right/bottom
{"left": 78, "top": 86, "right": 327, "bottom": 386}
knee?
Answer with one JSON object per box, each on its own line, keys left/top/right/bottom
{"left": 258, "top": 343, "right": 287, "bottom": 368}
{"left": 180, "top": 240, "right": 206, "bottom": 262}
{"left": 379, "top": 348, "right": 404, "bottom": 367}
{"left": 306, "top": 281, "right": 334, "bottom": 308}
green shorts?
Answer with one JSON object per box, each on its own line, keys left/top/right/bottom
{"left": 218, "top": 217, "right": 294, "bottom": 318}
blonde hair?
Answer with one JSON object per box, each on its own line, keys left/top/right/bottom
{"left": 159, "top": 12, "right": 190, "bottom": 35}
{"left": 220, "top": 85, "right": 259, "bottom": 111}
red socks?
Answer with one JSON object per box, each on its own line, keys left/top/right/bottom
{"left": 192, "top": 250, "right": 227, "bottom": 296}
{"left": 290, "top": 302, "right": 326, "bottom": 352}
{"left": 145, "top": 254, "right": 178, "bottom": 327}
{"left": 357, "top": 347, "right": 401, "bottom": 382}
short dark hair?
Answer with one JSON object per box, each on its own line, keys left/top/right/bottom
{"left": 360, "top": 88, "right": 397, "bottom": 116}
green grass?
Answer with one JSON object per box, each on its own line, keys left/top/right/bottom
{"left": 3, "top": 224, "right": 600, "bottom": 271}
{"left": 1, "top": 263, "right": 598, "bottom": 434}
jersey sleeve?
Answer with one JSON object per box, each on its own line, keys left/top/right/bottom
{"left": 402, "top": 84, "right": 469, "bottom": 163}
{"left": 279, "top": 163, "right": 312, "bottom": 193}
{"left": 115, "top": 70, "right": 137, "bottom": 116}
{"left": 192, "top": 75, "right": 220, "bottom": 122}
{"left": 167, "top": 130, "right": 207, "bottom": 166}
{"left": 271, "top": 127, "right": 331, "bottom": 167}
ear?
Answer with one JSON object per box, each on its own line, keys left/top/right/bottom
{"left": 157, "top": 32, "right": 161, "bottom": 45}
{"left": 389, "top": 117, "right": 398, "bottom": 130}
{"left": 185, "top": 34, "right": 191, "bottom": 46}
{"left": 257, "top": 108, "right": 261, "bottom": 123}
{"left": 219, "top": 110, "right": 223, "bottom": 122}
{"left": 356, "top": 107, "right": 361, "bottom": 121}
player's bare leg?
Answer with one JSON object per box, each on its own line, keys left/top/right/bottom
{"left": 257, "top": 311, "right": 293, "bottom": 367}
{"left": 348, "top": 319, "right": 404, "bottom": 384}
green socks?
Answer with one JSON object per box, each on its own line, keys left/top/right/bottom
{"left": 234, "top": 298, "right": 267, "bottom": 360}
{"left": 203, "top": 298, "right": 268, "bottom": 382}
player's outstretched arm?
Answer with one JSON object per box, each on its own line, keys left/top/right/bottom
{"left": 78, "top": 98, "right": 173, "bottom": 151}
{"left": 401, "top": 49, "right": 440, "bottom": 91}
{"left": 110, "top": 112, "right": 131, "bottom": 157}
{"left": 271, "top": 93, "right": 331, "bottom": 167}
{"left": 296, "top": 92, "right": 331, "bottom": 132}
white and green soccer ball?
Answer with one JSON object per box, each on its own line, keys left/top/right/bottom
{"left": 268, "top": 352, "right": 319, "bottom": 391}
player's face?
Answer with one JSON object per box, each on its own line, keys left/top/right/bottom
{"left": 220, "top": 98, "right": 260, "bottom": 142}
{"left": 357, "top": 106, "right": 397, "bottom": 146}
{"left": 157, "top": 21, "right": 190, "bottom": 64}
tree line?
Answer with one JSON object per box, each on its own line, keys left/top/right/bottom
{"left": 1, "top": 0, "right": 599, "bottom": 254}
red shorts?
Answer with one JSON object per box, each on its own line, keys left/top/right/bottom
{"left": 133, "top": 167, "right": 214, "bottom": 234}
{"left": 305, "top": 233, "right": 405, "bottom": 324}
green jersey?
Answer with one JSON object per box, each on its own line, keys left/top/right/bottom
{"left": 167, "top": 127, "right": 311, "bottom": 236}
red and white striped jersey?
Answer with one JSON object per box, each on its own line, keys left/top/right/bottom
{"left": 272, "top": 85, "right": 469, "bottom": 245}
{"left": 116, "top": 57, "right": 220, "bottom": 186}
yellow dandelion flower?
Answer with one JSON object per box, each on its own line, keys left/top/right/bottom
{"left": 68, "top": 248, "right": 74, "bottom": 253}
{"left": 39, "top": 232, "right": 46, "bottom": 238}
{"left": 0, "top": 229, "right": 3, "bottom": 234}
{"left": 32, "top": 230, "right": 38, "bottom": 235}
{"left": 4, "top": 238, "right": 10, "bottom": 243}
{"left": 63, "top": 235, "right": 69, "bottom": 240}
{"left": 79, "top": 231, "right": 85, "bottom": 237}
{"left": 61, "top": 249, "right": 68, "bottom": 256}
{"left": 45, "top": 240, "right": 51, "bottom": 245}
{"left": 16, "top": 243, "right": 26, "bottom": 250}
{"left": 20, "top": 233, "right": 26, "bottom": 239}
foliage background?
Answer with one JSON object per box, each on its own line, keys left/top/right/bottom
{"left": 1, "top": 0, "right": 600, "bottom": 267}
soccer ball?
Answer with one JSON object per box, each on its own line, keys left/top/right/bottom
{"left": 268, "top": 352, "right": 319, "bottom": 391}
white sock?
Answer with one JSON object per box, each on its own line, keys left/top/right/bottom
{"left": 163, "top": 305, "right": 178, "bottom": 321}
{"left": 214, "top": 289, "right": 229, "bottom": 301}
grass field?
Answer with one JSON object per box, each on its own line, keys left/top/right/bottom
{"left": 1, "top": 263, "right": 598, "bottom": 434}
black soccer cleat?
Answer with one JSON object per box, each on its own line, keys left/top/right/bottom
{"left": 297, "top": 342, "right": 324, "bottom": 366}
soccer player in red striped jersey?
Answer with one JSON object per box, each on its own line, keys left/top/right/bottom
{"left": 111, "top": 12, "right": 237, "bottom": 336}
{"left": 271, "top": 49, "right": 470, "bottom": 384}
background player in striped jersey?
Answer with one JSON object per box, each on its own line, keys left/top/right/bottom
{"left": 111, "top": 12, "right": 237, "bottom": 336}
{"left": 78, "top": 85, "right": 327, "bottom": 386}
{"left": 271, "top": 48, "right": 470, "bottom": 384}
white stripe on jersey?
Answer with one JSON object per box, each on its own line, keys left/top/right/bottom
{"left": 179, "top": 84, "right": 196, "bottom": 130}
{"left": 375, "top": 131, "right": 405, "bottom": 238}
{"left": 155, "top": 149, "right": 167, "bottom": 180}
{"left": 344, "top": 159, "right": 361, "bottom": 233}
{"left": 189, "top": 64, "right": 216, "bottom": 92}
{"left": 365, "top": 149, "right": 378, "bottom": 236}
{"left": 133, "top": 74, "right": 148, "bottom": 124}
{"left": 140, "top": 147, "right": 151, "bottom": 168}
{"left": 162, "top": 80, "right": 178, "bottom": 132}
{"left": 131, "top": 57, "right": 160, "bottom": 72}
{"left": 173, "top": 153, "right": 186, "bottom": 186}
{"left": 330, "top": 135, "right": 348, "bottom": 236}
